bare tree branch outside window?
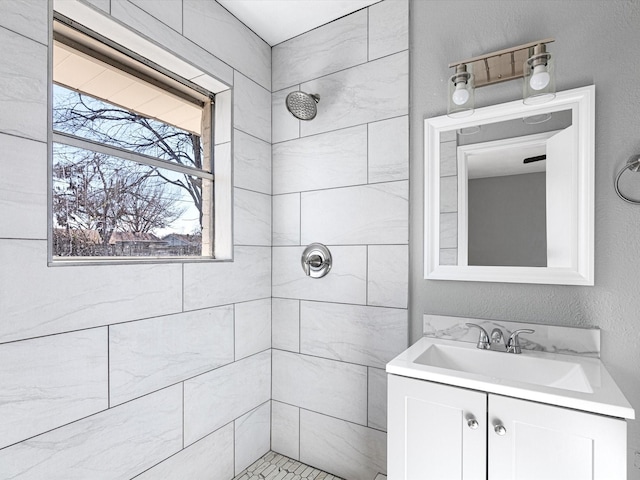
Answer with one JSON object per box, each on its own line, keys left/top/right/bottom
{"left": 52, "top": 85, "right": 210, "bottom": 257}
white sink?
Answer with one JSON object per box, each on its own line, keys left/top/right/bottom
{"left": 414, "top": 343, "right": 593, "bottom": 393}
{"left": 386, "top": 337, "right": 635, "bottom": 419}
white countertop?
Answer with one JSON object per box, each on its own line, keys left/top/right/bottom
{"left": 386, "top": 336, "right": 635, "bottom": 420}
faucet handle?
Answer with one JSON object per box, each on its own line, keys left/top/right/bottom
{"left": 466, "top": 323, "right": 490, "bottom": 350}
{"left": 506, "top": 329, "right": 535, "bottom": 354}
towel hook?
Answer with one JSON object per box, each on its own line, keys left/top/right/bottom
{"left": 614, "top": 154, "right": 640, "bottom": 204}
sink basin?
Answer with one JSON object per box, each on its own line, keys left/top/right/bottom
{"left": 414, "top": 343, "right": 593, "bottom": 393}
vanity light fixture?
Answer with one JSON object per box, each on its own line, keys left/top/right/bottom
{"left": 447, "top": 38, "right": 555, "bottom": 116}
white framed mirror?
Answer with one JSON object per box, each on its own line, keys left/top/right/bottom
{"left": 424, "top": 86, "right": 594, "bottom": 285}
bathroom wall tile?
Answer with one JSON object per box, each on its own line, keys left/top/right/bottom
{"left": 440, "top": 176, "right": 458, "bottom": 213}
{"left": 272, "top": 246, "right": 367, "bottom": 305}
{"left": 301, "top": 182, "right": 408, "bottom": 245}
{"left": 300, "top": 52, "right": 408, "bottom": 137}
{"left": 129, "top": 0, "right": 182, "bottom": 33}
{"left": 136, "top": 423, "right": 234, "bottom": 480}
{"left": 273, "top": 125, "right": 368, "bottom": 194}
{"left": 0, "top": 134, "right": 47, "bottom": 239}
{"left": 272, "top": 401, "right": 300, "bottom": 460}
{"left": 272, "top": 10, "right": 368, "bottom": 91}
{"left": 367, "top": 367, "right": 387, "bottom": 431}
{"left": 440, "top": 248, "right": 458, "bottom": 265}
{"left": 0, "top": 27, "right": 47, "bottom": 142}
{"left": 234, "top": 129, "right": 271, "bottom": 195}
{"left": 235, "top": 402, "right": 271, "bottom": 475}
{"left": 423, "top": 314, "right": 601, "bottom": 357}
{"left": 235, "top": 298, "right": 271, "bottom": 360}
{"left": 81, "top": 0, "right": 111, "bottom": 13}
{"left": 0, "top": 385, "right": 182, "bottom": 480}
{"left": 234, "top": 71, "right": 271, "bottom": 143}
{"left": 0, "top": 328, "right": 108, "bottom": 450}
{"left": 440, "top": 140, "right": 457, "bottom": 176}
{"left": 183, "top": 0, "right": 270, "bottom": 90}
{"left": 184, "top": 350, "right": 271, "bottom": 446}
{"left": 109, "top": 306, "right": 234, "bottom": 406}
{"left": 300, "top": 410, "right": 387, "bottom": 480}
{"left": 0, "top": 240, "right": 182, "bottom": 343}
{"left": 272, "top": 350, "right": 367, "bottom": 425}
{"left": 273, "top": 193, "right": 301, "bottom": 246}
{"left": 110, "top": 0, "right": 233, "bottom": 86}
{"left": 234, "top": 188, "right": 272, "bottom": 246}
{"left": 272, "top": 298, "right": 300, "bottom": 352}
{"left": 368, "top": 245, "right": 409, "bottom": 308}
{"left": 183, "top": 246, "right": 271, "bottom": 310}
{"left": 300, "top": 302, "right": 407, "bottom": 369}
{"left": 0, "top": 0, "right": 48, "bottom": 44}
{"left": 368, "top": 0, "right": 409, "bottom": 61}
{"left": 272, "top": 87, "right": 300, "bottom": 144}
{"left": 215, "top": 90, "right": 232, "bottom": 145}
{"left": 368, "top": 116, "right": 409, "bottom": 183}
{"left": 440, "top": 212, "right": 458, "bottom": 249}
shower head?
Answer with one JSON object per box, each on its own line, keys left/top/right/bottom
{"left": 286, "top": 91, "right": 320, "bottom": 120}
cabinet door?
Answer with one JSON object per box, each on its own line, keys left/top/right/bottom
{"left": 388, "top": 375, "right": 487, "bottom": 480}
{"left": 489, "top": 395, "right": 627, "bottom": 480}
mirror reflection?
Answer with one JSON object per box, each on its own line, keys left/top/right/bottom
{"left": 439, "top": 110, "right": 573, "bottom": 268}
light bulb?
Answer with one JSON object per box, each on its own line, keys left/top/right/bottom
{"left": 452, "top": 82, "right": 470, "bottom": 105}
{"left": 529, "top": 64, "right": 550, "bottom": 91}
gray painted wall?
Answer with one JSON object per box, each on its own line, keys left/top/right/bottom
{"left": 468, "top": 172, "right": 547, "bottom": 267}
{"left": 409, "top": 0, "right": 640, "bottom": 475}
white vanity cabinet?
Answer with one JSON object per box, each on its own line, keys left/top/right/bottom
{"left": 388, "top": 374, "right": 627, "bottom": 480}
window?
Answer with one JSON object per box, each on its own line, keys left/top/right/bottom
{"left": 51, "top": 18, "right": 215, "bottom": 260}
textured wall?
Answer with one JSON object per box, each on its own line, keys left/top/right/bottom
{"left": 0, "top": 0, "right": 272, "bottom": 477}
{"left": 409, "top": 1, "right": 640, "bottom": 475}
{"left": 270, "top": 1, "right": 409, "bottom": 479}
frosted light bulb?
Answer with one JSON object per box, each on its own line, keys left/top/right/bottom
{"left": 452, "top": 83, "right": 470, "bottom": 105}
{"left": 529, "top": 64, "right": 550, "bottom": 91}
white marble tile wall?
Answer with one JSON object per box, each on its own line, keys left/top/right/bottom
{"left": 182, "top": 0, "right": 270, "bottom": 90}
{"left": 135, "top": 423, "right": 234, "bottom": 480}
{"left": 0, "top": 0, "right": 49, "bottom": 45}
{"left": 272, "top": 298, "right": 300, "bottom": 352}
{"left": 0, "top": 133, "right": 47, "bottom": 239}
{"left": 234, "top": 299, "right": 272, "bottom": 360}
{"left": 1, "top": 0, "right": 274, "bottom": 477}
{"left": 0, "top": 25, "right": 47, "bottom": 142}
{"left": 272, "top": 125, "right": 368, "bottom": 194}
{"left": 367, "top": 368, "right": 388, "bottom": 431}
{"left": 271, "top": 401, "right": 300, "bottom": 460}
{"left": 300, "top": 301, "right": 407, "bottom": 369}
{"left": 272, "top": 246, "right": 367, "bottom": 304}
{"left": 0, "top": 328, "right": 108, "bottom": 449}
{"left": 235, "top": 401, "right": 271, "bottom": 475}
{"left": 234, "top": 129, "right": 272, "bottom": 195}
{"left": 109, "top": 306, "right": 235, "bottom": 406}
{"left": 0, "top": 385, "right": 183, "bottom": 480}
{"left": 272, "top": 350, "right": 368, "bottom": 425}
{"left": 272, "top": 10, "right": 367, "bottom": 91}
{"left": 184, "top": 350, "right": 271, "bottom": 446}
{"left": 270, "top": 3, "right": 408, "bottom": 477}
{"left": 300, "top": 182, "right": 409, "bottom": 245}
{"left": 300, "top": 410, "right": 387, "bottom": 480}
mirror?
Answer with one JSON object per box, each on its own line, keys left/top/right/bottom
{"left": 424, "top": 86, "right": 594, "bottom": 285}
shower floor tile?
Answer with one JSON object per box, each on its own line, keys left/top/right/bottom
{"left": 233, "top": 451, "right": 344, "bottom": 480}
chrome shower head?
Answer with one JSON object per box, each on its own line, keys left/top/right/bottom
{"left": 286, "top": 91, "right": 320, "bottom": 120}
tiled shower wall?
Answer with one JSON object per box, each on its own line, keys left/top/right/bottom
{"left": 0, "top": 0, "right": 272, "bottom": 477}
{"left": 270, "top": 2, "right": 410, "bottom": 479}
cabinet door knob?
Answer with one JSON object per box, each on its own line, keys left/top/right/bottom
{"left": 467, "top": 418, "right": 479, "bottom": 430}
{"left": 494, "top": 424, "right": 507, "bottom": 436}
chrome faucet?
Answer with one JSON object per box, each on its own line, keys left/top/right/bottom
{"left": 466, "top": 323, "right": 534, "bottom": 354}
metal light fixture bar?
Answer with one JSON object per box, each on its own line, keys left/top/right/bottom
{"left": 449, "top": 38, "right": 555, "bottom": 88}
